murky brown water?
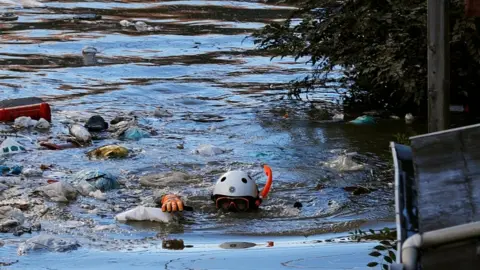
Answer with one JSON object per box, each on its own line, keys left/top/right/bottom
{"left": 0, "top": 1, "right": 425, "bottom": 268}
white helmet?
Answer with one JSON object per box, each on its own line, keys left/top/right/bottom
{"left": 213, "top": 170, "right": 259, "bottom": 198}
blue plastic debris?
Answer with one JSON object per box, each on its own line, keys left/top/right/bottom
{"left": 71, "top": 169, "right": 119, "bottom": 192}
{"left": 0, "top": 165, "right": 9, "bottom": 174}
{"left": 0, "top": 165, "right": 23, "bottom": 175}
{"left": 349, "top": 115, "right": 375, "bottom": 124}
{"left": 137, "top": 117, "right": 153, "bottom": 126}
{"left": 10, "top": 165, "right": 23, "bottom": 175}
{"left": 123, "top": 127, "right": 150, "bottom": 141}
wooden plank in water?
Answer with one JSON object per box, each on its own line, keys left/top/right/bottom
{"left": 410, "top": 123, "right": 480, "bottom": 232}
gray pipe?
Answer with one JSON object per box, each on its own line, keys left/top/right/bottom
{"left": 401, "top": 234, "right": 421, "bottom": 270}
{"left": 397, "top": 221, "right": 480, "bottom": 270}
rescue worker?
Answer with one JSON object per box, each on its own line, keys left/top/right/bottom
{"left": 159, "top": 165, "right": 273, "bottom": 213}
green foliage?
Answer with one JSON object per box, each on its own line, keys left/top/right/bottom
{"left": 252, "top": 0, "right": 480, "bottom": 114}
{"left": 368, "top": 239, "right": 397, "bottom": 269}
{"left": 348, "top": 227, "right": 397, "bottom": 269}
{"left": 393, "top": 130, "right": 418, "bottom": 145}
{"left": 349, "top": 227, "right": 396, "bottom": 242}
{"left": 393, "top": 133, "right": 411, "bottom": 145}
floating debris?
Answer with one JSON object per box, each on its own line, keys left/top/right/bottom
{"left": 71, "top": 169, "right": 119, "bottom": 194}
{"left": 85, "top": 115, "right": 108, "bottom": 132}
{"left": 115, "top": 206, "right": 173, "bottom": 223}
{"left": 122, "top": 127, "right": 150, "bottom": 141}
{"left": 0, "top": 206, "right": 25, "bottom": 233}
{"left": 0, "top": 12, "right": 18, "bottom": 21}
{"left": 0, "top": 138, "right": 26, "bottom": 155}
{"left": 69, "top": 124, "right": 92, "bottom": 143}
{"left": 191, "top": 114, "right": 225, "bottom": 122}
{"left": 73, "top": 14, "right": 102, "bottom": 21}
{"left": 14, "top": 117, "right": 37, "bottom": 129}
{"left": 119, "top": 20, "right": 134, "bottom": 27}
{"left": 405, "top": 113, "right": 414, "bottom": 124}
{"left": 0, "top": 165, "right": 22, "bottom": 176}
{"left": 82, "top": 46, "right": 98, "bottom": 65}
{"left": 154, "top": 107, "right": 173, "bottom": 118}
{"left": 293, "top": 202, "right": 302, "bottom": 209}
{"left": 119, "top": 20, "right": 162, "bottom": 32}
{"left": 194, "top": 144, "right": 226, "bottom": 156}
{"left": 332, "top": 113, "right": 344, "bottom": 121}
{"left": 36, "top": 182, "right": 78, "bottom": 203}
{"left": 0, "top": 260, "right": 19, "bottom": 267}
{"left": 219, "top": 242, "right": 256, "bottom": 249}
{"left": 35, "top": 118, "right": 50, "bottom": 129}
{"left": 349, "top": 115, "right": 375, "bottom": 124}
{"left": 17, "top": 235, "right": 80, "bottom": 255}
{"left": 87, "top": 145, "right": 129, "bottom": 160}
{"left": 321, "top": 153, "right": 365, "bottom": 171}
{"left": 162, "top": 239, "right": 185, "bottom": 250}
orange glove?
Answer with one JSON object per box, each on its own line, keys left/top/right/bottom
{"left": 161, "top": 194, "right": 184, "bottom": 212}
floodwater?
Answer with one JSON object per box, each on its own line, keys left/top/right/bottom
{"left": 0, "top": 0, "right": 426, "bottom": 269}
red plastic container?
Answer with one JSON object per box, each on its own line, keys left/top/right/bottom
{"left": 0, "top": 97, "right": 51, "bottom": 122}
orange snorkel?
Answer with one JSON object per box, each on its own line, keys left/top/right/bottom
{"left": 260, "top": 164, "right": 273, "bottom": 199}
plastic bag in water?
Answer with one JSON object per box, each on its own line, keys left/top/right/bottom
{"left": 322, "top": 154, "right": 365, "bottom": 171}
{"left": 14, "top": 116, "right": 37, "bottom": 129}
{"left": 115, "top": 206, "right": 173, "bottom": 223}
{"left": 36, "top": 182, "right": 78, "bottom": 202}
{"left": 69, "top": 124, "right": 92, "bottom": 143}
{"left": 194, "top": 144, "right": 226, "bottom": 156}
{"left": 0, "top": 165, "right": 22, "bottom": 175}
{"left": 35, "top": 118, "right": 50, "bottom": 129}
{"left": 123, "top": 127, "right": 150, "bottom": 141}
{"left": 0, "top": 138, "right": 26, "bottom": 155}
{"left": 17, "top": 235, "right": 80, "bottom": 255}
{"left": 0, "top": 206, "right": 25, "bottom": 228}
{"left": 71, "top": 169, "right": 119, "bottom": 192}
{"left": 349, "top": 115, "right": 375, "bottom": 124}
